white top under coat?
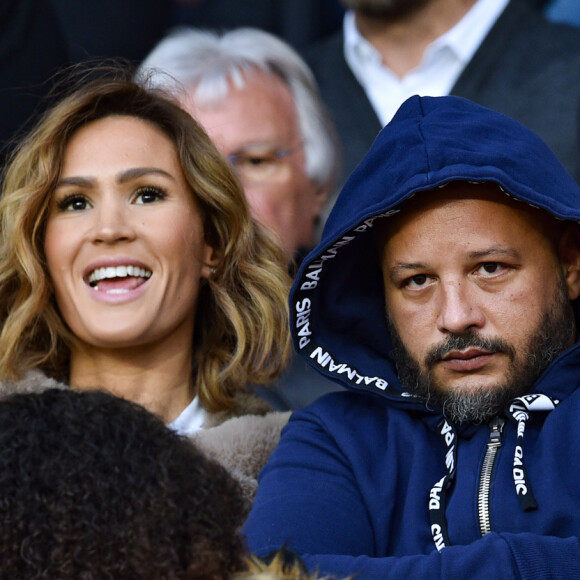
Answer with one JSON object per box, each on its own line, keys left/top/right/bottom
{"left": 168, "top": 395, "right": 206, "bottom": 435}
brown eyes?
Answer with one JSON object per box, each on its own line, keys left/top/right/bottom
{"left": 57, "top": 194, "right": 89, "bottom": 212}
{"left": 401, "top": 263, "right": 507, "bottom": 290}
{"left": 481, "top": 262, "right": 500, "bottom": 274}
{"left": 134, "top": 186, "right": 166, "bottom": 205}
{"left": 403, "top": 274, "right": 431, "bottom": 290}
{"left": 55, "top": 186, "right": 167, "bottom": 212}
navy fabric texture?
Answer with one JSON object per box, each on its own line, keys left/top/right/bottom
{"left": 244, "top": 96, "right": 580, "bottom": 579}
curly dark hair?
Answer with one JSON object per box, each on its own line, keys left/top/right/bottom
{"left": 0, "top": 389, "right": 248, "bottom": 579}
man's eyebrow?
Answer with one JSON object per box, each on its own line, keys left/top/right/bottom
{"left": 233, "top": 141, "right": 284, "bottom": 151}
{"left": 55, "top": 168, "right": 175, "bottom": 188}
{"left": 388, "top": 262, "right": 427, "bottom": 283}
{"left": 467, "top": 248, "right": 521, "bottom": 260}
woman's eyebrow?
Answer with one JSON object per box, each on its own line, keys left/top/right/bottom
{"left": 55, "top": 176, "right": 95, "bottom": 188}
{"left": 55, "top": 168, "right": 175, "bottom": 189}
{"left": 117, "top": 167, "right": 175, "bottom": 183}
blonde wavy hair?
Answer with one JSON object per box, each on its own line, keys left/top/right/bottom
{"left": 237, "top": 552, "right": 347, "bottom": 580}
{"left": 0, "top": 68, "right": 291, "bottom": 412}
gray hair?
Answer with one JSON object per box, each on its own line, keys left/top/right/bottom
{"left": 137, "top": 27, "right": 340, "bottom": 189}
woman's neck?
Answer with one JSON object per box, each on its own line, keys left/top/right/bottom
{"left": 69, "top": 342, "right": 194, "bottom": 424}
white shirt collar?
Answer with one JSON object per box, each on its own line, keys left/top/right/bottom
{"left": 432, "top": 0, "right": 510, "bottom": 64}
{"left": 344, "top": 0, "right": 509, "bottom": 72}
{"left": 343, "top": 0, "right": 510, "bottom": 126}
{"left": 168, "top": 395, "right": 205, "bottom": 436}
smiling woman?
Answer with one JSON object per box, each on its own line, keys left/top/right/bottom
{"left": 0, "top": 67, "right": 292, "bottom": 503}
{"left": 45, "top": 115, "right": 216, "bottom": 364}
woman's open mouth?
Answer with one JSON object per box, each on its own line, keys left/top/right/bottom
{"left": 87, "top": 265, "right": 152, "bottom": 295}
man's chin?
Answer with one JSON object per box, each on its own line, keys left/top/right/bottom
{"left": 425, "top": 381, "right": 523, "bottom": 424}
{"left": 438, "top": 386, "right": 501, "bottom": 400}
{"left": 416, "top": 368, "right": 536, "bottom": 424}
{"left": 429, "top": 365, "right": 509, "bottom": 395}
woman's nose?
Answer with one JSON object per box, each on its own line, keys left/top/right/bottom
{"left": 90, "top": 202, "right": 136, "bottom": 245}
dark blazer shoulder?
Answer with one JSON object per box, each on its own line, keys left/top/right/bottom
{"left": 304, "top": 30, "right": 382, "bottom": 188}
{"left": 456, "top": 0, "right": 580, "bottom": 92}
{"left": 453, "top": 0, "right": 580, "bottom": 181}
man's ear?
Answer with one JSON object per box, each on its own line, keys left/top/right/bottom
{"left": 558, "top": 223, "right": 580, "bottom": 300}
{"left": 312, "top": 184, "right": 330, "bottom": 215}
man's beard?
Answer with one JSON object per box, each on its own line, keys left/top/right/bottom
{"left": 387, "top": 276, "right": 576, "bottom": 424}
{"left": 339, "top": 0, "right": 432, "bottom": 20}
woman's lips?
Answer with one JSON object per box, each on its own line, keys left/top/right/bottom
{"left": 86, "top": 279, "right": 150, "bottom": 304}
{"left": 93, "top": 276, "right": 148, "bottom": 294}
{"left": 83, "top": 259, "right": 153, "bottom": 301}
{"left": 85, "top": 272, "right": 152, "bottom": 303}
{"left": 439, "top": 348, "right": 497, "bottom": 372}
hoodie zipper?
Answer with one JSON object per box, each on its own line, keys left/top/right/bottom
{"left": 477, "top": 416, "right": 505, "bottom": 536}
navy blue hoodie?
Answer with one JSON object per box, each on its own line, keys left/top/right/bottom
{"left": 244, "top": 95, "right": 580, "bottom": 579}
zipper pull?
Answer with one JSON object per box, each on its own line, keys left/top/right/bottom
{"left": 478, "top": 416, "right": 505, "bottom": 536}
{"left": 488, "top": 416, "right": 505, "bottom": 446}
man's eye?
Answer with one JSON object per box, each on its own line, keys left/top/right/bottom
{"left": 56, "top": 194, "right": 89, "bottom": 212}
{"left": 241, "top": 155, "right": 273, "bottom": 167}
{"left": 134, "top": 186, "right": 166, "bottom": 204}
{"left": 480, "top": 262, "right": 501, "bottom": 275}
{"left": 405, "top": 274, "right": 429, "bottom": 289}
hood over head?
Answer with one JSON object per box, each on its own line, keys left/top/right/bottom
{"left": 290, "top": 95, "right": 580, "bottom": 408}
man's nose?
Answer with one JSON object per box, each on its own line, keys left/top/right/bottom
{"left": 90, "top": 202, "right": 136, "bottom": 245}
{"left": 436, "top": 281, "right": 485, "bottom": 334}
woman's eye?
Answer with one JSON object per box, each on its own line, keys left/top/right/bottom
{"left": 134, "top": 186, "right": 166, "bottom": 205}
{"left": 56, "top": 194, "right": 90, "bottom": 212}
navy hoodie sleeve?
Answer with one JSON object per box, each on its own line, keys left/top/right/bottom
{"left": 295, "top": 534, "right": 580, "bottom": 580}
{"left": 243, "top": 409, "right": 580, "bottom": 580}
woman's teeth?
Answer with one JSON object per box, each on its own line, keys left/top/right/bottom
{"left": 88, "top": 265, "right": 152, "bottom": 287}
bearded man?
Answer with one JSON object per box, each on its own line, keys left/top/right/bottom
{"left": 244, "top": 95, "right": 580, "bottom": 579}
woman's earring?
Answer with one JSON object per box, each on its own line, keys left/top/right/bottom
{"left": 209, "top": 266, "right": 217, "bottom": 276}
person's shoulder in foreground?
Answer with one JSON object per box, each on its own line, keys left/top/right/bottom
{"left": 0, "top": 388, "right": 248, "bottom": 578}
{"left": 244, "top": 94, "right": 580, "bottom": 579}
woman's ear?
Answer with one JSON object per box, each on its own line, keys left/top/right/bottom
{"left": 200, "top": 244, "right": 221, "bottom": 280}
{"left": 558, "top": 223, "right": 580, "bottom": 300}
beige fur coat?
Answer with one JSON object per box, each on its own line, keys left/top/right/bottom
{"left": 0, "top": 370, "right": 290, "bottom": 505}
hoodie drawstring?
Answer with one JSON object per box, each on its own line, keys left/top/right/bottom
{"left": 429, "top": 418, "right": 457, "bottom": 552}
{"left": 506, "top": 394, "right": 559, "bottom": 511}
{"left": 429, "top": 394, "right": 558, "bottom": 552}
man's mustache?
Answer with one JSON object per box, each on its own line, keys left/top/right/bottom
{"left": 424, "top": 332, "right": 515, "bottom": 369}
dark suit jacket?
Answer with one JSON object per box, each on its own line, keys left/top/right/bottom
{"left": 305, "top": 0, "right": 580, "bottom": 191}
